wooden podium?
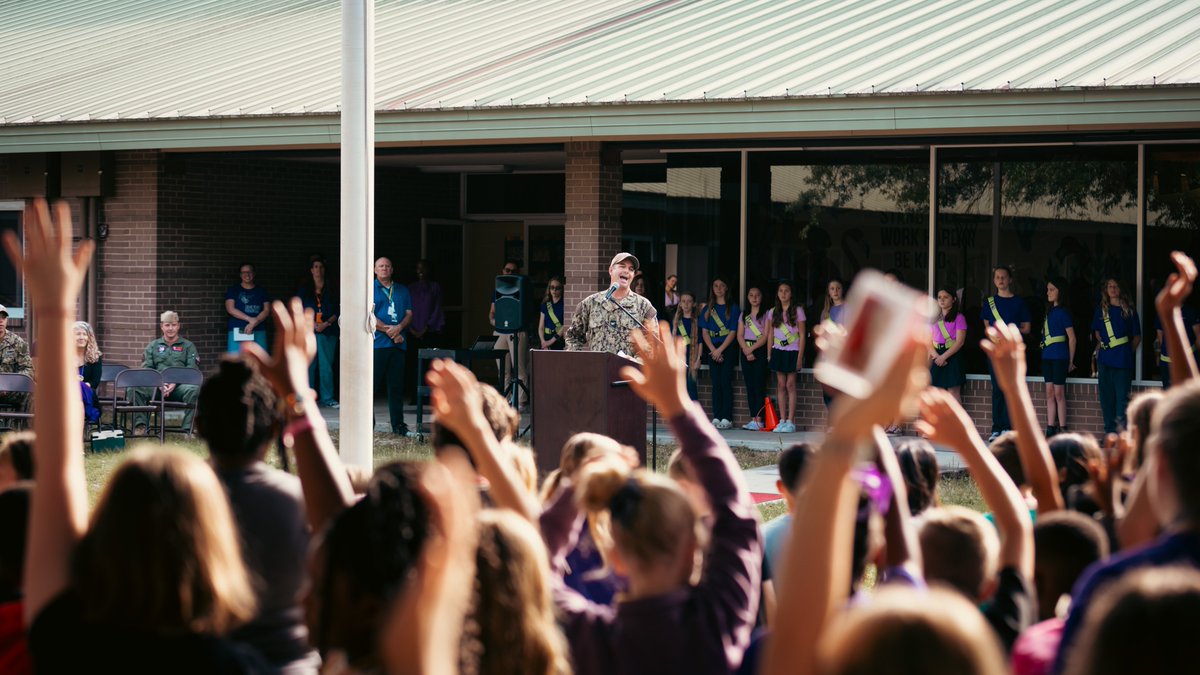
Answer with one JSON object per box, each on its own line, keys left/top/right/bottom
{"left": 531, "top": 350, "right": 647, "bottom": 475}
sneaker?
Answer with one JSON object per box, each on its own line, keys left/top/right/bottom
{"left": 324, "top": 400, "right": 340, "bottom": 409}
{"left": 719, "top": 418, "right": 732, "bottom": 429}
{"left": 743, "top": 419, "right": 763, "bottom": 431}
{"left": 132, "top": 425, "right": 147, "bottom": 437}
{"left": 1045, "top": 425, "right": 1058, "bottom": 438}
{"left": 774, "top": 420, "right": 796, "bottom": 433}
{"left": 712, "top": 417, "right": 722, "bottom": 427}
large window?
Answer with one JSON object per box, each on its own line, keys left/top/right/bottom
{"left": 0, "top": 206, "right": 21, "bottom": 318}
{"left": 747, "top": 150, "right": 929, "bottom": 365}
{"left": 937, "top": 147, "right": 1138, "bottom": 376}
{"left": 1145, "top": 145, "right": 1200, "bottom": 381}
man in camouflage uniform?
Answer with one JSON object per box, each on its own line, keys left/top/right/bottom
{"left": 130, "top": 310, "right": 200, "bottom": 434}
{"left": 0, "top": 304, "right": 33, "bottom": 410}
{"left": 565, "top": 252, "right": 658, "bottom": 355}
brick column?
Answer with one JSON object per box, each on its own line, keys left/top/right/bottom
{"left": 99, "top": 150, "right": 162, "bottom": 367}
{"left": 564, "top": 141, "right": 622, "bottom": 321}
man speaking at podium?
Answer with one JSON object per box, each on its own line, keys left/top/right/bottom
{"left": 565, "top": 252, "right": 658, "bottom": 355}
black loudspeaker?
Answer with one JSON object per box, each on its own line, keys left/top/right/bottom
{"left": 494, "top": 274, "right": 530, "bottom": 334}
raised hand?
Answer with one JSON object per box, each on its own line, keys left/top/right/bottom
{"left": 915, "top": 387, "right": 980, "bottom": 453}
{"left": 4, "top": 198, "right": 95, "bottom": 310}
{"left": 620, "top": 320, "right": 690, "bottom": 419}
{"left": 425, "top": 359, "right": 486, "bottom": 440}
{"left": 826, "top": 321, "right": 929, "bottom": 445}
{"left": 1156, "top": 251, "right": 1197, "bottom": 317}
{"left": 981, "top": 320, "right": 1026, "bottom": 393}
{"left": 243, "top": 299, "right": 316, "bottom": 400}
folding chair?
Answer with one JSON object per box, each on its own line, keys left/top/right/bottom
{"left": 0, "top": 373, "right": 35, "bottom": 431}
{"left": 111, "top": 368, "right": 164, "bottom": 443}
{"left": 160, "top": 366, "right": 203, "bottom": 437}
{"left": 88, "top": 362, "right": 130, "bottom": 441}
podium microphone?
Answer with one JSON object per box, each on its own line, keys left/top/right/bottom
{"left": 605, "top": 282, "right": 662, "bottom": 343}
{"left": 604, "top": 282, "right": 619, "bottom": 301}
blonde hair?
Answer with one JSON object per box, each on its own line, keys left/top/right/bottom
{"left": 506, "top": 443, "right": 539, "bottom": 497}
{"left": 818, "top": 585, "right": 1007, "bottom": 675}
{"left": 74, "top": 446, "right": 256, "bottom": 634}
{"left": 917, "top": 506, "right": 999, "bottom": 600}
{"left": 463, "top": 510, "right": 573, "bottom": 675}
{"left": 160, "top": 310, "right": 180, "bottom": 324}
{"left": 576, "top": 454, "right": 696, "bottom": 572}
{"left": 539, "top": 432, "right": 629, "bottom": 502}
{"left": 73, "top": 321, "right": 102, "bottom": 363}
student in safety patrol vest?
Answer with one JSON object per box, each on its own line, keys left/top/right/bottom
{"left": 980, "top": 266, "right": 1031, "bottom": 441}
{"left": 1091, "top": 277, "right": 1141, "bottom": 434}
{"left": 700, "top": 276, "right": 741, "bottom": 430}
{"left": 738, "top": 286, "right": 770, "bottom": 430}
{"left": 766, "top": 280, "right": 805, "bottom": 434}
{"left": 1154, "top": 305, "right": 1200, "bottom": 388}
{"left": 130, "top": 310, "right": 201, "bottom": 435}
{"left": 672, "top": 291, "right": 701, "bottom": 401}
{"left": 1041, "top": 277, "right": 1076, "bottom": 437}
{"left": 538, "top": 276, "right": 567, "bottom": 351}
{"left": 929, "top": 285, "right": 968, "bottom": 400}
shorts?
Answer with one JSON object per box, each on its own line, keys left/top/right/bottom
{"left": 1042, "top": 358, "right": 1069, "bottom": 385}
{"left": 769, "top": 349, "right": 799, "bottom": 373}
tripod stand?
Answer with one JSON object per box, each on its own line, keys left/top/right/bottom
{"left": 499, "top": 332, "right": 531, "bottom": 438}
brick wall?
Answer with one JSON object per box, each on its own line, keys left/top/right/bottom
{"left": 563, "top": 141, "right": 622, "bottom": 316}
{"left": 693, "top": 369, "right": 1159, "bottom": 438}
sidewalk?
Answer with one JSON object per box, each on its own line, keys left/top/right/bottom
{"left": 319, "top": 403, "right": 963, "bottom": 498}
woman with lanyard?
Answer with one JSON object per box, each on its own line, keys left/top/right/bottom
{"left": 929, "top": 285, "right": 967, "bottom": 401}
{"left": 1092, "top": 277, "right": 1140, "bottom": 434}
{"left": 980, "top": 265, "right": 1031, "bottom": 441}
{"left": 671, "top": 290, "right": 701, "bottom": 401}
{"left": 538, "top": 276, "right": 567, "bottom": 350}
{"left": 766, "top": 280, "right": 805, "bottom": 434}
{"left": 298, "top": 255, "right": 340, "bottom": 408}
{"left": 1042, "top": 276, "right": 1075, "bottom": 436}
{"left": 738, "top": 286, "right": 770, "bottom": 430}
{"left": 701, "top": 276, "right": 740, "bottom": 430}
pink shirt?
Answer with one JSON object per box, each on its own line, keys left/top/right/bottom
{"left": 741, "top": 311, "right": 767, "bottom": 342}
{"left": 931, "top": 314, "right": 968, "bottom": 347}
{"left": 765, "top": 307, "right": 806, "bottom": 352}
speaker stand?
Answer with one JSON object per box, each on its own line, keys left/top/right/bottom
{"left": 501, "top": 334, "right": 531, "bottom": 438}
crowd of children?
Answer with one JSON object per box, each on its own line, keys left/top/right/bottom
{"left": 2, "top": 198, "right": 1200, "bottom": 675}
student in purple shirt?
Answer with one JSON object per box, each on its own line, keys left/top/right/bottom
{"left": 540, "top": 320, "right": 761, "bottom": 675}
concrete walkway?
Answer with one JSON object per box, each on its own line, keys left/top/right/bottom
{"left": 320, "top": 403, "right": 964, "bottom": 498}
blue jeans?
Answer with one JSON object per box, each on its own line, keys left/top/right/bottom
{"left": 1098, "top": 363, "right": 1132, "bottom": 433}
{"left": 227, "top": 329, "right": 269, "bottom": 354}
{"left": 309, "top": 331, "right": 338, "bottom": 404}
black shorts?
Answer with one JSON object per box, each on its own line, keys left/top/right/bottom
{"left": 769, "top": 349, "right": 799, "bottom": 373}
{"left": 1042, "top": 358, "right": 1069, "bottom": 385}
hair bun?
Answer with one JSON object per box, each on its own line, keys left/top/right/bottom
{"left": 576, "top": 454, "right": 632, "bottom": 513}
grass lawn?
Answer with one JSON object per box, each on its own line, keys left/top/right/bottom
{"left": 82, "top": 434, "right": 983, "bottom": 519}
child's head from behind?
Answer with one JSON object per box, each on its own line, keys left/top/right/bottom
{"left": 1048, "top": 433, "right": 1101, "bottom": 491}
{"left": 432, "top": 382, "right": 518, "bottom": 450}
{"left": 989, "top": 431, "right": 1025, "bottom": 490}
{"left": 1126, "top": 390, "right": 1164, "bottom": 468}
{"left": 917, "top": 505, "right": 999, "bottom": 601}
{"left": 818, "top": 585, "right": 1007, "bottom": 675}
{"left": 0, "top": 431, "right": 35, "bottom": 489}
{"left": 577, "top": 453, "right": 697, "bottom": 588}
{"left": 306, "top": 461, "right": 430, "bottom": 662}
{"left": 73, "top": 446, "right": 256, "bottom": 634}
{"left": 467, "top": 509, "right": 571, "bottom": 675}
{"left": 1033, "top": 510, "right": 1109, "bottom": 621}
{"left": 1148, "top": 382, "right": 1200, "bottom": 526}
{"left": 896, "top": 439, "right": 940, "bottom": 516}
{"left": 196, "top": 355, "right": 281, "bottom": 463}
{"left": 540, "top": 431, "right": 631, "bottom": 501}
{"left": 1064, "top": 566, "right": 1200, "bottom": 675}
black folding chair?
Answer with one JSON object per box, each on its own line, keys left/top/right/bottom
{"left": 111, "top": 368, "right": 164, "bottom": 443}
{"left": 88, "top": 362, "right": 130, "bottom": 442}
{"left": 0, "top": 373, "right": 35, "bottom": 431}
{"left": 160, "top": 367, "right": 203, "bottom": 437}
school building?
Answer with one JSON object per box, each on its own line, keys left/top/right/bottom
{"left": 1, "top": 0, "right": 1198, "bottom": 436}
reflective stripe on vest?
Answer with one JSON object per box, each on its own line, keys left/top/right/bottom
{"left": 1041, "top": 315, "right": 1066, "bottom": 349}
{"left": 937, "top": 320, "right": 954, "bottom": 346}
{"left": 677, "top": 321, "right": 692, "bottom": 346}
{"left": 1101, "top": 307, "right": 1130, "bottom": 350}
{"left": 987, "top": 296, "right": 1004, "bottom": 324}
{"left": 745, "top": 315, "right": 762, "bottom": 339}
{"left": 710, "top": 307, "right": 731, "bottom": 337}
{"left": 544, "top": 302, "right": 562, "bottom": 336}
{"left": 776, "top": 320, "right": 798, "bottom": 347}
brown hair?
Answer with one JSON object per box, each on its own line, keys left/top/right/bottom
{"left": 989, "top": 431, "right": 1024, "bottom": 487}
{"left": 1033, "top": 511, "right": 1109, "bottom": 622}
{"left": 432, "top": 382, "right": 518, "bottom": 449}
{"left": 0, "top": 431, "right": 35, "bottom": 482}
{"left": 1148, "top": 381, "right": 1200, "bottom": 522}
{"left": 917, "top": 506, "right": 999, "bottom": 600}
{"left": 73, "top": 447, "right": 256, "bottom": 634}
{"left": 896, "top": 440, "right": 940, "bottom": 516}
{"left": 1126, "top": 390, "right": 1164, "bottom": 468}
{"left": 576, "top": 454, "right": 697, "bottom": 573}
{"left": 1064, "top": 566, "right": 1200, "bottom": 675}
{"left": 463, "top": 510, "right": 572, "bottom": 675}
{"left": 539, "top": 432, "right": 629, "bottom": 502}
{"left": 819, "top": 586, "right": 1007, "bottom": 675}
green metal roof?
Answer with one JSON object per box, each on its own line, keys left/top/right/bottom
{"left": 0, "top": 0, "right": 1198, "bottom": 152}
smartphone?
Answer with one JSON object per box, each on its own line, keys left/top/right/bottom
{"left": 815, "top": 269, "right": 933, "bottom": 400}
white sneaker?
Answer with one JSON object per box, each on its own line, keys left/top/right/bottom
{"left": 712, "top": 417, "right": 722, "bottom": 427}
{"left": 777, "top": 420, "right": 797, "bottom": 433}
{"left": 743, "top": 419, "right": 762, "bottom": 431}
{"left": 719, "top": 419, "right": 732, "bottom": 429}
{"left": 772, "top": 420, "right": 787, "bottom": 433}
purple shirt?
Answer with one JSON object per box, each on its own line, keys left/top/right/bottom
{"left": 765, "top": 307, "right": 805, "bottom": 352}
{"left": 540, "top": 404, "right": 762, "bottom": 675}
{"left": 407, "top": 279, "right": 444, "bottom": 334}
{"left": 741, "top": 311, "right": 767, "bottom": 342}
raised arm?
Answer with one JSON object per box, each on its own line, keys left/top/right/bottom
{"left": 8, "top": 199, "right": 95, "bottom": 623}
{"left": 244, "top": 299, "right": 355, "bottom": 532}
{"left": 763, "top": 324, "right": 930, "bottom": 675}
{"left": 873, "top": 427, "right": 922, "bottom": 577}
{"left": 983, "top": 320, "right": 1065, "bottom": 513}
{"left": 917, "top": 388, "right": 1034, "bottom": 581}
{"left": 1156, "top": 251, "right": 1198, "bottom": 386}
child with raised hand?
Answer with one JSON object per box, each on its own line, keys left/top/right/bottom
{"left": 1156, "top": 251, "right": 1198, "bottom": 387}
{"left": 763, "top": 322, "right": 1012, "bottom": 675}
{"left": 983, "top": 319, "right": 1066, "bottom": 515}
{"left": 916, "top": 387, "right": 1036, "bottom": 652}
{"left": 539, "top": 319, "right": 760, "bottom": 675}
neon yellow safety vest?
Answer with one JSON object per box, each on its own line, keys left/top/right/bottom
{"left": 710, "top": 307, "right": 731, "bottom": 337}
{"left": 677, "top": 320, "right": 692, "bottom": 346}
{"left": 937, "top": 320, "right": 955, "bottom": 346}
{"left": 776, "top": 320, "right": 798, "bottom": 347}
{"left": 745, "top": 315, "right": 763, "bottom": 339}
{"left": 1041, "top": 314, "right": 1066, "bottom": 349}
{"left": 987, "top": 296, "right": 1004, "bottom": 324}
{"left": 1100, "top": 307, "right": 1130, "bottom": 350}
{"left": 544, "top": 302, "right": 562, "bottom": 337}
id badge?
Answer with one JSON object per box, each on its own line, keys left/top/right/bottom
{"left": 387, "top": 303, "right": 398, "bottom": 320}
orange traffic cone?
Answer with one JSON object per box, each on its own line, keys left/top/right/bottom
{"left": 762, "top": 397, "right": 779, "bottom": 432}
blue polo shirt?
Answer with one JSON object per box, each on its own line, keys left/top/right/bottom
{"left": 1042, "top": 306, "right": 1073, "bottom": 361}
{"left": 373, "top": 279, "right": 412, "bottom": 350}
{"left": 981, "top": 294, "right": 1031, "bottom": 328}
{"left": 700, "top": 303, "right": 741, "bottom": 343}
{"left": 1091, "top": 304, "right": 1140, "bottom": 369}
